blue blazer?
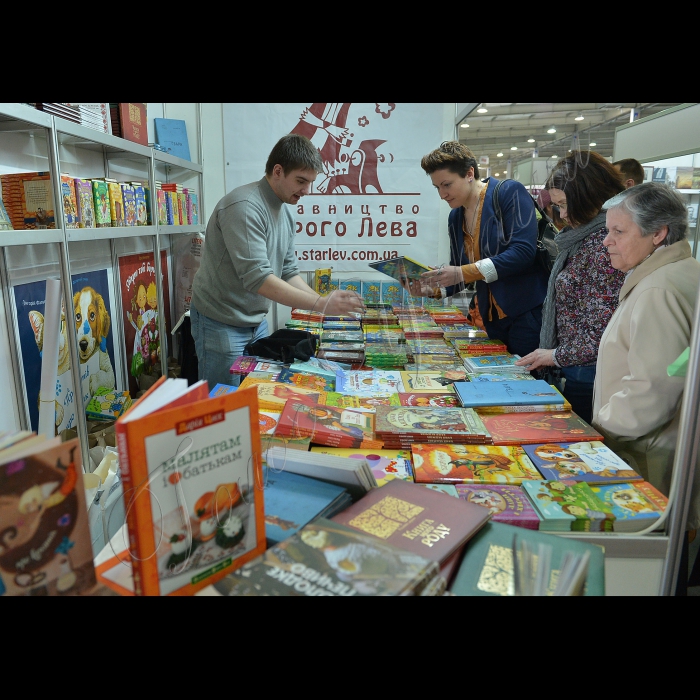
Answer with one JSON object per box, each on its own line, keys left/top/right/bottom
{"left": 446, "top": 177, "right": 549, "bottom": 320}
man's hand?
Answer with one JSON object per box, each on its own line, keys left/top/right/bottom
{"left": 317, "top": 290, "right": 366, "bottom": 316}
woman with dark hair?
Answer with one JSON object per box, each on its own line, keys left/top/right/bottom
{"left": 592, "top": 182, "right": 700, "bottom": 533}
{"left": 411, "top": 141, "right": 550, "bottom": 358}
{"left": 515, "top": 151, "right": 626, "bottom": 423}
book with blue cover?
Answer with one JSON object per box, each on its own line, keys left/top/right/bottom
{"left": 154, "top": 118, "right": 191, "bottom": 161}
{"left": 262, "top": 468, "right": 352, "bottom": 546}
{"left": 453, "top": 379, "right": 565, "bottom": 408}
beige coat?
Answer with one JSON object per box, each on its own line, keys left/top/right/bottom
{"left": 592, "top": 240, "right": 700, "bottom": 530}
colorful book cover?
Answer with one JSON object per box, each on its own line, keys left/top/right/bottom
{"left": 368, "top": 255, "right": 431, "bottom": 283}
{"left": 60, "top": 174, "right": 78, "bottom": 228}
{"left": 310, "top": 446, "right": 414, "bottom": 486}
{"left": 381, "top": 281, "right": 403, "bottom": 307}
{"left": 362, "top": 280, "right": 382, "bottom": 304}
{"left": 121, "top": 183, "right": 137, "bottom": 226}
{"left": 106, "top": 180, "right": 125, "bottom": 226}
{"left": 324, "top": 392, "right": 401, "bottom": 411}
{"left": 411, "top": 444, "right": 541, "bottom": 484}
{"left": 466, "top": 371, "right": 537, "bottom": 382}
{"left": 455, "top": 484, "right": 541, "bottom": 530}
{"left": 118, "top": 103, "right": 148, "bottom": 146}
{"left": 331, "top": 478, "right": 490, "bottom": 566}
{"left": 400, "top": 371, "right": 462, "bottom": 393}
{"left": 522, "top": 441, "right": 643, "bottom": 484}
{"left": 262, "top": 469, "right": 351, "bottom": 546}
{"left": 480, "top": 411, "right": 604, "bottom": 446}
{"left": 212, "top": 518, "right": 443, "bottom": 597}
{"left": 189, "top": 192, "right": 198, "bottom": 224}
{"left": 209, "top": 383, "right": 237, "bottom": 397}
{"left": 449, "top": 521, "right": 605, "bottom": 596}
{"left": 521, "top": 480, "right": 616, "bottom": 532}
{"left": 314, "top": 268, "right": 333, "bottom": 296}
{"left": 117, "top": 251, "right": 172, "bottom": 397}
{"left": 177, "top": 191, "right": 186, "bottom": 225}
{"left": 463, "top": 355, "right": 529, "bottom": 373}
{"left": 0, "top": 437, "right": 97, "bottom": 595}
{"left": 157, "top": 188, "right": 167, "bottom": 225}
{"left": 154, "top": 117, "right": 191, "bottom": 160}
{"left": 6, "top": 172, "right": 55, "bottom": 229}
{"left": 258, "top": 408, "right": 282, "bottom": 435}
{"left": 339, "top": 279, "right": 361, "bottom": 294}
{"left": 398, "top": 392, "right": 461, "bottom": 408}
{"left": 453, "top": 379, "right": 565, "bottom": 408}
{"left": 236, "top": 378, "right": 324, "bottom": 411}
{"left": 230, "top": 355, "right": 259, "bottom": 374}
{"left": 374, "top": 406, "right": 491, "bottom": 443}
{"left": 164, "top": 191, "right": 175, "bottom": 225}
{"left": 277, "top": 368, "right": 335, "bottom": 393}
{"left": 589, "top": 481, "right": 667, "bottom": 532}
{"left": 421, "top": 483, "right": 459, "bottom": 498}
{"left": 91, "top": 180, "right": 111, "bottom": 227}
{"left": 335, "top": 369, "right": 404, "bottom": 396}
{"left": 85, "top": 387, "right": 132, "bottom": 420}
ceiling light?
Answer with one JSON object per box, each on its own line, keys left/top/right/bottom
{"left": 590, "top": 141, "right": 597, "bottom": 147}
{"left": 547, "top": 126, "right": 557, "bottom": 134}
{"left": 496, "top": 152, "right": 504, "bottom": 157}
{"left": 494, "top": 172, "right": 500, "bottom": 176}
{"left": 460, "top": 123, "right": 469, "bottom": 128}
{"left": 575, "top": 114, "right": 584, "bottom": 121}
{"left": 551, "top": 155, "right": 558, "bottom": 159}
{"left": 477, "top": 107, "right": 488, "bottom": 113}
{"left": 527, "top": 137, "right": 535, "bottom": 143}
{"left": 511, "top": 146, "right": 518, "bottom": 151}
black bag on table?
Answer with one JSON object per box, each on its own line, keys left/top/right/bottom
{"left": 244, "top": 329, "right": 319, "bottom": 364}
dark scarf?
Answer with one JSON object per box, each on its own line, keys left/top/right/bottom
{"left": 539, "top": 211, "right": 607, "bottom": 349}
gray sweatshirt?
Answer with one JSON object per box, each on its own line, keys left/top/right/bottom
{"left": 191, "top": 177, "right": 299, "bottom": 327}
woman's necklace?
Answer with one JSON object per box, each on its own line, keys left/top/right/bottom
{"left": 464, "top": 183, "right": 483, "bottom": 236}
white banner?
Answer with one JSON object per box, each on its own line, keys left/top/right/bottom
{"left": 223, "top": 103, "right": 446, "bottom": 273}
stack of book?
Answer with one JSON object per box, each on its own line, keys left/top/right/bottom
{"left": 479, "top": 411, "right": 603, "bottom": 446}
{"left": 0, "top": 171, "right": 54, "bottom": 229}
{"left": 463, "top": 354, "right": 531, "bottom": 375}
{"left": 455, "top": 484, "right": 542, "bottom": 530}
{"left": 453, "top": 378, "right": 571, "bottom": 414}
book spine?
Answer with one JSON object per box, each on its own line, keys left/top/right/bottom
{"left": 475, "top": 403, "right": 570, "bottom": 414}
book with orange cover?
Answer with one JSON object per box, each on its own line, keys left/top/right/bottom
{"left": 479, "top": 411, "right": 604, "bottom": 446}
{"left": 237, "top": 376, "right": 325, "bottom": 411}
{"left": 97, "top": 377, "right": 266, "bottom": 596}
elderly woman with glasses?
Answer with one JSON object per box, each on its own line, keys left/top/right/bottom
{"left": 592, "top": 182, "right": 700, "bottom": 532}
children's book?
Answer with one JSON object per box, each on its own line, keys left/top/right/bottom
{"left": 60, "top": 173, "right": 78, "bottom": 228}
{"left": 314, "top": 267, "right": 332, "bottom": 296}
{"left": 398, "top": 392, "right": 461, "bottom": 408}
{"left": 121, "top": 183, "right": 137, "bottom": 226}
{"left": 85, "top": 387, "right": 132, "bottom": 421}
{"left": 522, "top": 441, "right": 644, "bottom": 484}
{"left": 262, "top": 469, "right": 352, "bottom": 547}
{"left": 97, "top": 377, "right": 266, "bottom": 596}
{"left": 276, "top": 368, "right": 334, "bottom": 393}
{"left": 466, "top": 371, "right": 537, "bottom": 382}
{"left": 310, "top": 446, "right": 414, "bottom": 486}
{"left": 211, "top": 518, "right": 444, "bottom": 597}
{"left": 521, "top": 480, "right": 616, "bottom": 532}
{"left": 421, "top": 483, "right": 460, "bottom": 498}
{"left": 332, "top": 478, "right": 491, "bottom": 567}
{"left": 335, "top": 369, "right": 404, "bottom": 396}
{"left": 324, "top": 392, "right": 401, "bottom": 411}
{"left": 0, "top": 436, "right": 97, "bottom": 596}
{"left": 400, "top": 371, "right": 460, "bottom": 393}
{"left": 411, "top": 443, "right": 541, "bottom": 484}
{"left": 321, "top": 330, "right": 365, "bottom": 344}
{"left": 368, "top": 255, "right": 431, "bottom": 283}
{"left": 455, "top": 484, "right": 541, "bottom": 530}
{"left": 154, "top": 117, "right": 191, "bottom": 160}
{"left": 463, "top": 355, "right": 530, "bottom": 373}
{"left": 381, "top": 281, "right": 403, "bottom": 307}
{"left": 453, "top": 379, "right": 565, "bottom": 408}
{"left": 105, "top": 179, "right": 125, "bottom": 226}
{"left": 236, "top": 377, "right": 324, "bottom": 411}
{"left": 361, "top": 280, "right": 382, "bottom": 305}
{"left": 479, "top": 411, "right": 604, "bottom": 446}
{"left": 589, "top": 481, "right": 667, "bottom": 532}
{"left": 91, "top": 179, "right": 111, "bottom": 227}
{"left": 131, "top": 182, "right": 148, "bottom": 226}
{"left": 209, "top": 383, "right": 237, "bottom": 397}
{"left": 449, "top": 521, "right": 605, "bottom": 596}
{"left": 258, "top": 408, "right": 283, "bottom": 435}
{"left": 339, "top": 279, "right": 361, "bottom": 294}
{"left": 230, "top": 356, "right": 260, "bottom": 375}
{"left": 74, "top": 177, "right": 96, "bottom": 228}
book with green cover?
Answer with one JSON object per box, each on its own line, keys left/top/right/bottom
{"left": 450, "top": 521, "right": 606, "bottom": 596}
{"left": 368, "top": 255, "right": 431, "bottom": 283}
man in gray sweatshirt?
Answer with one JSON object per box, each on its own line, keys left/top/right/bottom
{"left": 190, "top": 133, "right": 365, "bottom": 388}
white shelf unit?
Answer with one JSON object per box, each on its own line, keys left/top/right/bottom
{"left": 0, "top": 103, "right": 205, "bottom": 472}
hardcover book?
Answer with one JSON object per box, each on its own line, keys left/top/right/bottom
{"left": 236, "top": 377, "right": 324, "bottom": 411}
{"left": 97, "top": 378, "right": 266, "bottom": 596}
{"left": 400, "top": 371, "right": 460, "bottom": 393}
{"left": 212, "top": 518, "right": 444, "bottom": 597}
{"left": 381, "top": 280, "right": 403, "bottom": 307}
{"left": 314, "top": 267, "right": 332, "bottom": 296}
{"left": 411, "top": 443, "right": 542, "bottom": 484}
{"left": 398, "top": 392, "right": 461, "bottom": 408}
{"left": 335, "top": 369, "right": 404, "bottom": 396}
{"left": 0, "top": 172, "right": 56, "bottom": 229}
{"left": 449, "top": 521, "right": 605, "bottom": 596}
{"left": 262, "top": 469, "right": 352, "bottom": 546}
{"left": 590, "top": 481, "right": 667, "bottom": 532}
{"left": 324, "top": 392, "right": 401, "bottom": 411}
{"left": 118, "top": 103, "right": 148, "bottom": 146}
{"left": 106, "top": 180, "right": 125, "bottom": 226}
{"left": 229, "top": 355, "right": 259, "bottom": 375}
{"left": 0, "top": 436, "right": 97, "bottom": 596}
{"left": 463, "top": 354, "right": 530, "bottom": 373}
{"left": 154, "top": 117, "right": 191, "bottom": 160}
{"left": 455, "top": 484, "right": 541, "bottom": 530}
{"left": 522, "top": 441, "right": 643, "bottom": 484}
{"left": 521, "top": 480, "right": 616, "bottom": 532}
{"left": 60, "top": 173, "right": 78, "bottom": 228}
{"left": 368, "top": 255, "right": 431, "bottom": 283}
{"left": 310, "top": 446, "right": 414, "bottom": 486}
{"left": 74, "top": 178, "right": 95, "bottom": 228}
{"left": 121, "top": 183, "right": 137, "bottom": 226}
{"left": 453, "top": 379, "right": 565, "bottom": 408}
{"left": 91, "top": 180, "right": 111, "bottom": 227}
{"left": 479, "top": 411, "right": 604, "bottom": 446}
{"left": 362, "top": 280, "right": 382, "bottom": 304}
{"left": 331, "top": 478, "right": 491, "bottom": 566}
{"left": 466, "top": 371, "right": 537, "bottom": 382}
{"left": 277, "top": 368, "right": 335, "bottom": 393}
{"left": 339, "top": 279, "right": 361, "bottom": 294}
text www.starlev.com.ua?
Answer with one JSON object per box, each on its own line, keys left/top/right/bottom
{"left": 295, "top": 248, "right": 399, "bottom": 262}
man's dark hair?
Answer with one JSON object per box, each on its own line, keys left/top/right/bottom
{"left": 265, "top": 134, "right": 323, "bottom": 176}
{"left": 613, "top": 158, "right": 645, "bottom": 186}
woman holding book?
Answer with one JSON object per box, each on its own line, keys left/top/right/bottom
{"left": 514, "top": 152, "right": 626, "bottom": 424}
{"left": 591, "top": 183, "right": 700, "bottom": 536}
{"left": 412, "top": 141, "right": 550, "bottom": 359}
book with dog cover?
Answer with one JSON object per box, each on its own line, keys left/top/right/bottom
{"left": 117, "top": 250, "right": 172, "bottom": 397}
{"left": 12, "top": 269, "right": 118, "bottom": 435}
{"left": 0, "top": 436, "right": 98, "bottom": 595}
{"left": 96, "top": 379, "right": 266, "bottom": 596}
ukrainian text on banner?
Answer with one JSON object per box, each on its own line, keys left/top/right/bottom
{"left": 223, "top": 103, "right": 445, "bottom": 272}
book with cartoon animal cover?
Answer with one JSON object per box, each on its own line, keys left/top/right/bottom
{"left": 74, "top": 178, "right": 96, "bottom": 228}
{"left": 314, "top": 267, "right": 332, "bottom": 296}
{"left": 411, "top": 444, "right": 542, "bottom": 485}
{"left": 236, "top": 377, "right": 325, "bottom": 412}
{"left": 276, "top": 368, "right": 335, "bottom": 393}
{"left": 521, "top": 480, "right": 616, "bottom": 532}
{"left": 60, "top": 173, "right": 79, "bottom": 228}
{"left": 335, "top": 369, "right": 405, "bottom": 396}
{"left": 479, "top": 411, "right": 604, "bottom": 446}
{"left": 324, "top": 392, "right": 401, "bottom": 411}
{"left": 131, "top": 182, "right": 148, "bottom": 225}
{"left": 398, "top": 392, "right": 461, "bottom": 408}
{"left": 310, "top": 446, "right": 414, "bottom": 486}
{"left": 361, "top": 280, "right": 382, "bottom": 305}
{"left": 91, "top": 179, "right": 111, "bottom": 227}
{"left": 400, "top": 371, "right": 459, "bottom": 393}
{"left": 85, "top": 387, "right": 132, "bottom": 421}
{"left": 0, "top": 436, "right": 97, "bottom": 595}
{"left": 97, "top": 379, "right": 266, "bottom": 596}
{"left": 368, "top": 255, "right": 431, "bottom": 283}
{"left": 522, "top": 441, "right": 643, "bottom": 484}
{"left": 455, "top": 484, "right": 541, "bottom": 530}
{"left": 121, "top": 183, "right": 137, "bottom": 226}
{"left": 589, "top": 481, "right": 667, "bottom": 532}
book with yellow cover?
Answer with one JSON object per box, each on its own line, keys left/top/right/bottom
{"left": 238, "top": 375, "right": 326, "bottom": 411}
{"left": 105, "top": 179, "right": 125, "bottom": 226}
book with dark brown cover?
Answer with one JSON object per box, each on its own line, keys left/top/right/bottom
{"left": 118, "top": 103, "right": 148, "bottom": 146}
{"left": 331, "top": 478, "right": 491, "bottom": 565}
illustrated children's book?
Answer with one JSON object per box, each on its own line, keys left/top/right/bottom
{"left": 452, "top": 379, "right": 565, "bottom": 408}
{"left": 105, "top": 179, "right": 125, "bottom": 226}
{"left": 262, "top": 469, "right": 352, "bottom": 547}
{"left": 522, "top": 441, "right": 643, "bottom": 484}
{"left": 121, "top": 183, "right": 137, "bottom": 226}
{"left": 335, "top": 369, "right": 404, "bottom": 396}
{"left": 276, "top": 368, "right": 334, "bottom": 393}
{"left": 462, "top": 354, "right": 530, "bottom": 374}
{"left": 212, "top": 517, "right": 445, "bottom": 597}
{"left": 368, "top": 255, "right": 431, "bottom": 283}
{"left": 381, "top": 281, "right": 403, "bottom": 307}
{"left": 521, "top": 480, "right": 616, "bottom": 532}
{"left": 314, "top": 267, "right": 332, "bottom": 296}
{"left": 0, "top": 436, "right": 97, "bottom": 596}
{"left": 91, "top": 179, "right": 111, "bottom": 227}
{"left": 411, "top": 443, "right": 542, "bottom": 484}
{"left": 398, "top": 392, "right": 461, "bottom": 408}
{"left": 590, "top": 481, "right": 668, "bottom": 532}
{"left": 74, "top": 177, "right": 96, "bottom": 228}
{"left": 479, "top": 411, "right": 604, "bottom": 446}
{"left": 97, "top": 378, "right": 266, "bottom": 596}
{"left": 449, "top": 521, "right": 605, "bottom": 596}
{"left": 324, "top": 392, "right": 401, "bottom": 411}
{"left": 361, "top": 280, "right": 382, "bottom": 305}
{"left": 60, "top": 173, "right": 78, "bottom": 228}
{"left": 455, "top": 484, "right": 541, "bottom": 530}
{"left": 332, "top": 478, "right": 491, "bottom": 567}
{"left": 400, "top": 371, "right": 460, "bottom": 393}
{"left": 310, "top": 446, "right": 414, "bottom": 486}
{"left": 236, "top": 377, "right": 325, "bottom": 411}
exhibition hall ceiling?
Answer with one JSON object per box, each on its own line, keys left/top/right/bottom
{"left": 457, "top": 103, "right": 685, "bottom": 175}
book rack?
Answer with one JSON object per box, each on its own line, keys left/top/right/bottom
{"left": 0, "top": 103, "right": 205, "bottom": 473}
